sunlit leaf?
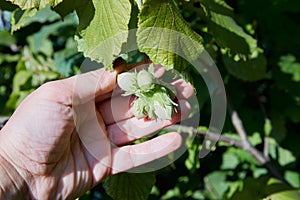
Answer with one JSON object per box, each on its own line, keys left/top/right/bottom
{"left": 285, "top": 171, "right": 300, "bottom": 188}
{"left": 205, "top": 171, "right": 228, "bottom": 199}
{"left": 279, "top": 54, "right": 300, "bottom": 82}
{"left": 12, "top": 70, "right": 32, "bottom": 92}
{"left": 161, "top": 187, "right": 181, "bottom": 199}
{"left": 278, "top": 147, "right": 296, "bottom": 166}
{"left": 264, "top": 119, "right": 272, "bottom": 137}
{"left": 221, "top": 151, "right": 239, "bottom": 169}
{"left": 228, "top": 147, "right": 259, "bottom": 165}
{"left": 11, "top": 8, "right": 37, "bottom": 33}
{"left": 0, "top": 53, "right": 19, "bottom": 64}
{"left": 248, "top": 132, "right": 262, "bottom": 146}
{"left": 267, "top": 190, "right": 300, "bottom": 200}
{"left": 185, "top": 139, "right": 201, "bottom": 172}
{"left": 75, "top": 0, "right": 131, "bottom": 67}
{"left": 10, "top": 5, "right": 60, "bottom": 33}
{"left": 137, "top": 0, "right": 204, "bottom": 71}
{"left": 6, "top": 0, "right": 63, "bottom": 9}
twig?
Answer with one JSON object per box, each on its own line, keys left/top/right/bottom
{"left": 227, "top": 100, "right": 251, "bottom": 150}
{"left": 166, "top": 124, "right": 287, "bottom": 184}
{"left": 227, "top": 98, "right": 270, "bottom": 164}
{"left": 227, "top": 99, "right": 287, "bottom": 183}
{"left": 167, "top": 124, "right": 267, "bottom": 164}
{"left": 227, "top": 109, "right": 273, "bottom": 167}
{"left": 167, "top": 124, "right": 243, "bottom": 148}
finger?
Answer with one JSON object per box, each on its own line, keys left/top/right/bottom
{"left": 171, "top": 79, "right": 194, "bottom": 99}
{"left": 97, "top": 95, "right": 134, "bottom": 125}
{"left": 111, "top": 132, "right": 182, "bottom": 174}
{"left": 107, "top": 99, "right": 191, "bottom": 145}
{"left": 95, "top": 91, "right": 113, "bottom": 102}
{"left": 67, "top": 69, "right": 117, "bottom": 105}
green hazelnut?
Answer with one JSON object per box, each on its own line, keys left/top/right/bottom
{"left": 117, "top": 72, "right": 137, "bottom": 92}
{"left": 137, "top": 70, "right": 155, "bottom": 91}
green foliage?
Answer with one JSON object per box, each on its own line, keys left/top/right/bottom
{"left": 0, "top": 30, "right": 16, "bottom": 45}
{"left": 229, "top": 177, "right": 300, "bottom": 200}
{"left": 104, "top": 173, "right": 155, "bottom": 200}
{"left": 137, "top": 0, "right": 204, "bottom": 71}
{"left": 75, "top": 0, "right": 131, "bottom": 67}
{"left": 0, "top": 0, "right": 18, "bottom": 11}
{"left": 200, "top": 0, "right": 256, "bottom": 55}
{"left": 0, "top": 4, "right": 81, "bottom": 114}
{"left": 1, "top": 0, "right": 300, "bottom": 199}
{"left": 5, "top": 0, "right": 62, "bottom": 9}
{"left": 185, "top": 138, "right": 201, "bottom": 173}
{"left": 279, "top": 55, "right": 300, "bottom": 82}
{"left": 10, "top": 5, "right": 60, "bottom": 33}
{"left": 199, "top": 0, "right": 268, "bottom": 81}
{"left": 223, "top": 53, "right": 267, "bottom": 81}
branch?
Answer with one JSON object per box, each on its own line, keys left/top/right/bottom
{"left": 229, "top": 110, "right": 268, "bottom": 164}
{"left": 167, "top": 124, "right": 267, "bottom": 164}
{"left": 227, "top": 99, "right": 251, "bottom": 149}
{"left": 167, "top": 124, "right": 244, "bottom": 148}
{"left": 227, "top": 99, "right": 288, "bottom": 183}
{"left": 166, "top": 124, "right": 287, "bottom": 184}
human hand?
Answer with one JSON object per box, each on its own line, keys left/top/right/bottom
{"left": 0, "top": 65, "right": 193, "bottom": 199}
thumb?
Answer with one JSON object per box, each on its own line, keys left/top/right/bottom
{"left": 69, "top": 68, "right": 117, "bottom": 105}
{"left": 70, "top": 69, "right": 117, "bottom": 169}
{"left": 69, "top": 65, "right": 123, "bottom": 171}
